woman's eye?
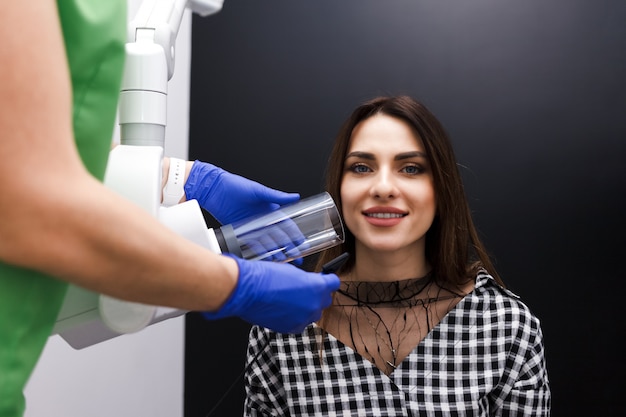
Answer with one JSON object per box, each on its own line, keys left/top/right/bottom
{"left": 349, "top": 163, "right": 371, "bottom": 173}
{"left": 402, "top": 164, "right": 424, "bottom": 175}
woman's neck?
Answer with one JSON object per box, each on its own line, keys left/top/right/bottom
{"left": 345, "top": 244, "right": 430, "bottom": 282}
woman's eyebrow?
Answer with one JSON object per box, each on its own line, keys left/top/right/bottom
{"left": 345, "top": 151, "right": 375, "bottom": 160}
{"left": 395, "top": 151, "right": 427, "bottom": 160}
{"left": 345, "top": 151, "right": 427, "bottom": 161}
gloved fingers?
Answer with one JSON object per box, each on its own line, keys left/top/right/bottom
{"left": 204, "top": 257, "right": 341, "bottom": 333}
{"left": 265, "top": 227, "right": 300, "bottom": 262}
{"left": 285, "top": 240, "right": 310, "bottom": 263}
{"left": 271, "top": 217, "right": 306, "bottom": 263}
{"left": 266, "top": 223, "right": 309, "bottom": 265}
{"left": 321, "top": 272, "right": 341, "bottom": 292}
{"left": 304, "top": 273, "right": 339, "bottom": 310}
{"left": 184, "top": 160, "right": 301, "bottom": 225}
{"left": 256, "top": 233, "right": 288, "bottom": 262}
{"left": 243, "top": 239, "right": 278, "bottom": 262}
{"left": 217, "top": 170, "right": 298, "bottom": 206}
{"left": 276, "top": 218, "right": 306, "bottom": 246}
{"left": 271, "top": 273, "right": 340, "bottom": 333}
{"left": 238, "top": 218, "right": 308, "bottom": 263}
{"left": 254, "top": 186, "right": 300, "bottom": 206}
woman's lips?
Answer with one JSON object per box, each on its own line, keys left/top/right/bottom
{"left": 362, "top": 207, "right": 407, "bottom": 227}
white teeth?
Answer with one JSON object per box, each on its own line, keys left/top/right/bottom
{"left": 366, "top": 213, "right": 404, "bottom": 218}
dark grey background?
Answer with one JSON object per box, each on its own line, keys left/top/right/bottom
{"left": 184, "top": 1, "right": 626, "bottom": 416}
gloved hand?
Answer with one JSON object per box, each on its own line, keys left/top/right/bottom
{"left": 236, "top": 212, "right": 308, "bottom": 263}
{"left": 184, "top": 160, "right": 299, "bottom": 225}
{"left": 202, "top": 255, "right": 340, "bottom": 333}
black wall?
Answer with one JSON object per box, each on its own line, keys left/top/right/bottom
{"left": 185, "top": 1, "right": 626, "bottom": 416}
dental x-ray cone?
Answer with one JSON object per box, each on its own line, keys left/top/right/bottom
{"left": 214, "top": 192, "right": 344, "bottom": 263}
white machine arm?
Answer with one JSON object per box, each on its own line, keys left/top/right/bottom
{"left": 120, "top": 0, "right": 224, "bottom": 147}
{"left": 52, "top": 0, "right": 225, "bottom": 349}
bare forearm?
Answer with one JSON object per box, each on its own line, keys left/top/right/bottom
{"left": 0, "top": 171, "right": 237, "bottom": 311}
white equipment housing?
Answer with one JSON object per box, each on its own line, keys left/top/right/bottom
{"left": 51, "top": 0, "right": 225, "bottom": 349}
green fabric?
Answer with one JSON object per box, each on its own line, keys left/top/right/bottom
{"left": 0, "top": 1, "right": 126, "bottom": 416}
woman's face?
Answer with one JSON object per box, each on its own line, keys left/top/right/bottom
{"left": 340, "top": 114, "right": 436, "bottom": 256}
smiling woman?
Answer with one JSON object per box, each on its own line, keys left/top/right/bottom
{"left": 243, "top": 96, "right": 551, "bottom": 416}
{"left": 341, "top": 113, "right": 437, "bottom": 259}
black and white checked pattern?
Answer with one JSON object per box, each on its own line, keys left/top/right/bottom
{"left": 244, "top": 271, "right": 551, "bottom": 416}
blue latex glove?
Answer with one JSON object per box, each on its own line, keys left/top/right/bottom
{"left": 235, "top": 214, "right": 308, "bottom": 263}
{"left": 202, "top": 255, "right": 340, "bottom": 333}
{"left": 184, "top": 160, "right": 299, "bottom": 225}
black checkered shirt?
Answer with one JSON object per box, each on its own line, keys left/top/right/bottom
{"left": 244, "top": 271, "right": 551, "bottom": 416}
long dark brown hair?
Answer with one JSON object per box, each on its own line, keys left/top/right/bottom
{"left": 315, "top": 96, "right": 503, "bottom": 288}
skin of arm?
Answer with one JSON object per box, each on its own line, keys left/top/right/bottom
{"left": 0, "top": 1, "right": 238, "bottom": 312}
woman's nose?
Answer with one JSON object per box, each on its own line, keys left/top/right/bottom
{"left": 370, "top": 169, "right": 397, "bottom": 199}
